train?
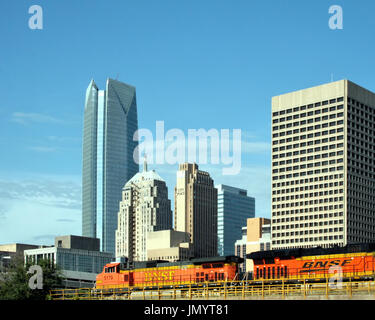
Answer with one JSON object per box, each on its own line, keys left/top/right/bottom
{"left": 249, "top": 242, "right": 375, "bottom": 282}
{"left": 96, "top": 256, "right": 242, "bottom": 289}
{"left": 96, "top": 243, "right": 375, "bottom": 289}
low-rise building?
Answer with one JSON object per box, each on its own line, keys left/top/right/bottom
{"left": 24, "top": 235, "right": 114, "bottom": 288}
{"left": 147, "top": 230, "right": 193, "bottom": 262}
{"left": 0, "top": 243, "right": 44, "bottom": 271}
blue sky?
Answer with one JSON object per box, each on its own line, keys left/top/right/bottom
{"left": 1, "top": 0, "right": 375, "bottom": 245}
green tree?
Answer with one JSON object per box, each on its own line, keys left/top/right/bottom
{"left": 0, "top": 255, "right": 63, "bottom": 300}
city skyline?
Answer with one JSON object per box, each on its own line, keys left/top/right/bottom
{"left": 1, "top": 0, "right": 375, "bottom": 245}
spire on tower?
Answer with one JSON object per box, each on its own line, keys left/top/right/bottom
{"left": 143, "top": 154, "right": 148, "bottom": 172}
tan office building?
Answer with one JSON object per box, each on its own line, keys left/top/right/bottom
{"left": 245, "top": 217, "right": 271, "bottom": 272}
{"left": 174, "top": 163, "right": 218, "bottom": 258}
{"left": 147, "top": 230, "right": 193, "bottom": 262}
{"left": 271, "top": 80, "right": 375, "bottom": 250}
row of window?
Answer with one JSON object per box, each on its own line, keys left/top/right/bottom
{"left": 348, "top": 113, "right": 375, "bottom": 128}
{"left": 273, "top": 212, "right": 343, "bottom": 220}
{"left": 273, "top": 119, "right": 344, "bottom": 132}
{"left": 273, "top": 203, "right": 344, "bottom": 210}
{"left": 273, "top": 152, "right": 343, "bottom": 167}
{"left": 348, "top": 121, "right": 374, "bottom": 136}
{"left": 273, "top": 192, "right": 344, "bottom": 203}
{"left": 273, "top": 144, "right": 344, "bottom": 160}
{"left": 273, "top": 181, "right": 344, "bottom": 195}
{"left": 273, "top": 109, "right": 344, "bottom": 124}
{"left": 272, "top": 200, "right": 343, "bottom": 213}
{"left": 272, "top": 97, "right": 344, "bottom": 117}
{"left": 273, "top": 228, "right": 344, "bottom": 238}
{"left": 273, "top": 174, "right": 344, "bottom": 189}
{"left": 272, "top": 97, "right": 375, "bottom": 119}
{"left": 272, "top": 166, "right": 344, "bottom": 181}
{"left": 273, "top": 160, "right": 344, "bottom": 173}
{"left": 347, "top": 165, "right": 375, "bottom": 178}
{"left": 348, "top": 159, "right": 375, "bottom": 168}
{"left": 274, "top": 221, "right": 343, "bottom": 229}
{"left": 273, "top": 136, "right": 344, "bottom": 149}
{"left": 348, "top": 102, "right": 375, "bottom": 118}
{"left": 273, "top": 127, "right": 344, "bottom": 139}
{"left": 348, "top": 128, "right": 375, "bottom": 143}
{"left": 272, "top": 235, "right": 344, "bottom": 245}
{"left": 272, "top": 216, "right": 343, "bottom": 226}
{"left": 348, "top": 218, "right": 375, "bottom": 228}
{"left": 348, "top": 97, "right": 375, "bottom": 115}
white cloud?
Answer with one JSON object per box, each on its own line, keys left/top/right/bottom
{"left": 28, "top": 146, "right": 57, "bottom": 153}
{"left": 11, "top": 112, "right": 65, "bottom": 125}
{"left": 47, "top": 136, "right": 80, "bottom": 143}
{"left": 0, "top": 198, "right": 80, "bottom": 245}
{"left": 0, "top": 174, "right": 81, "bottom": 245}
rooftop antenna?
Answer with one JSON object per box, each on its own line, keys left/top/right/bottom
{"left": 143, "top": 154, "right": 148, "bottom": 172}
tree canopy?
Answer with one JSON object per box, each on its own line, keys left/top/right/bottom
{"left": 0, "top": 256, "right": 63, "bottom": 300}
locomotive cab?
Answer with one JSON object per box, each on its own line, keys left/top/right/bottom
{"left": 96, "top": 262, "right": 133, "bottom": 289}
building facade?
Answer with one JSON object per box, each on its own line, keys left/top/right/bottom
{"left": 216, "top": 184, "right": 255, "bottom": 256}
{"left": 24, "top": 235, "right": 113, "bottom": 288}
{"left": 0, "top": 243, "right": 42, "bottom": 272}
{"left": 234, "top": 227, "right": 247, "bottom": 274}
{"left": 115, "top": 165, "right": 172, "bottom": 262}
{"left": 147, "top": 230, "right": 193, "bottom": 262}
{"left": 271, "top": 80, "right": 375, "bottom": 249}
{"left": 174, "top": 163, "right": 218, "bottom": 258}
{"left": 245, "top": 217, "right": 271, "bottom": 273}
{"left": 82, "top": 78, "right": 139, "bottom": 254}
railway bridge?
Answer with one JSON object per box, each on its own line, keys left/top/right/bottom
{"left": 50, "top": 277, "right": 375, "bottom": 300}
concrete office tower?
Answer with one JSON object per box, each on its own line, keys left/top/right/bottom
{"left": 216, "top": 184, "right": 255, "bottom": 256}
{"left": 115, "top": 163, "right": 172, "bottom": 262}
{"left": 82, "top": 78, "right": 139, "bottom": 254}
{"left": 271, "top": 80, "right": 375, "bottom": 250}
{"left": 174, "top": 163, "right": 218, "bottom": 258}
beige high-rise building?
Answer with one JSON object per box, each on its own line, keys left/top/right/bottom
{"left": 243, "top": 217, "right": 271, "bottom": 273}
{"left": 174, "top": 163, "right": 218, "bottom": 258}
{"left": 115, "top": 164, "right": 172, "bottom": 261}
{"left": 271, "top": 80, "right": 375, "bottom": 250}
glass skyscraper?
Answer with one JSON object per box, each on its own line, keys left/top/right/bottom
{"left": 82, "top": 78, "right": 139, "bottom": 254}
{"left": 216, "top": 184, "right": 255, "bottom": 256}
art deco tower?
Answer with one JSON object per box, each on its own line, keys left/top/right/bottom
{"left": 115, "top": 160, "right": 172, "bottom": 261}
{"left": 82, "top": 78, "right": 139, "bottom": 254}
{"left": 174, "top": 163, "right": 218, "bottom": 258}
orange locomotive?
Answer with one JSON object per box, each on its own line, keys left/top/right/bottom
{"left": 96, "top": 256, "right": 242, "bottom": 289}
{"left": 248, "top": 243, "right": 375, "bottom": 281}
